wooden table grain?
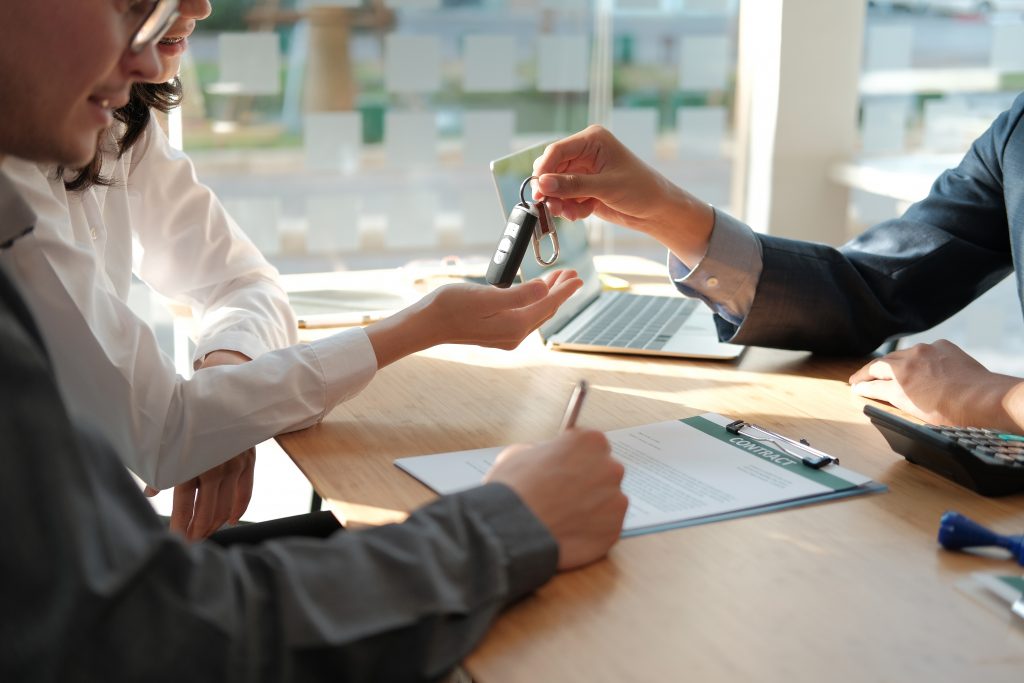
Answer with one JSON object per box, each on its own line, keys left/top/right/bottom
{"left": 278, "top": 311, "right": 1024, "bottom": 683}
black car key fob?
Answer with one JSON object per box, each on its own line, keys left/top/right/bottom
{"left": 486, "top": 202, "right": 538, "bottom": 288}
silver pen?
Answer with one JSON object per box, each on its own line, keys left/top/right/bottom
{"left": 559, "top": 380, "right": 589, "bottom": 432}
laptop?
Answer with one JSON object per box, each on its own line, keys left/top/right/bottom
{"left": 489, "top": 143, "right": 744, "bottom": 360}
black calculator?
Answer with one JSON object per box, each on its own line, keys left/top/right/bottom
{"left": 864, "top": 404, "right": 1024, "bottom": 496}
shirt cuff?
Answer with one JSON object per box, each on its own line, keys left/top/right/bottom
{"left": 307, "top": 327, "right": 378, "bottom": 418}
{"left": 193, "top": 330, "right": 272, "bottom": 368}
{"left": 454, "top": 483, "right": 559, "bottom": 605}
{"left": 668, "top": 208, "right": 763, "bottom": 326}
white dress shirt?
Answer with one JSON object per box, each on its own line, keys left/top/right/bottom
{"left": 667, "top": 207, "right": 764, "bottom": 326}
{"left": 0, "top": 118, "right": 377, "bottom": 489}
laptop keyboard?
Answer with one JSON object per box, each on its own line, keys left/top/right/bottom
{"left": 565, "top": 293, "right": 699, "bottom": 351}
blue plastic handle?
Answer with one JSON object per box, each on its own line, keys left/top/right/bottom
{"left": 938, "top": 511, "right": 1024, "bottom": 566}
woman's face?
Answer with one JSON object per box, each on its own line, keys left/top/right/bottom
{"left": 152, "top": 0, "right": 211, "bottom": 83}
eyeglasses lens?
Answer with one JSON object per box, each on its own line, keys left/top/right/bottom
{"left": 131, "top": 0, "right": 181, "bottom": 53}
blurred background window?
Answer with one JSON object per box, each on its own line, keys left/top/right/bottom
{"left": 171, "top": 0, "right": 739, "bottom": 273}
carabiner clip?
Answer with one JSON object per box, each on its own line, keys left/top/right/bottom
{"left": 521, "top": 176, "right": 559, "bottom": 266}
{"left": 532, "top": 211, "right": 559, "bottom": 266}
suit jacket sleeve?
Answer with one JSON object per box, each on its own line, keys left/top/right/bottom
{"left": 718, "top": 93, "right": 1024, "bottom": 355}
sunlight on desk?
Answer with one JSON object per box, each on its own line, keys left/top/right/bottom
{"left": 593, "top": 381, "right": 754, "bottom": 406}
{"left": 764, "top": 530, "right": 831, "bottom": 556}
{"left": 328, "top": 500, "right": 408, "bottom": 527}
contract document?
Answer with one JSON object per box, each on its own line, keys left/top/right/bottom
{"left": 395, "top": 412, "right": 885, "bottom": 537}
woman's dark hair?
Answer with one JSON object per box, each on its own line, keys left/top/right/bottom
{"left": 62, "top": 78, "right": 182, "bottom": 192}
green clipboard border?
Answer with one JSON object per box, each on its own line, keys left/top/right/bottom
{"left": 621, "top": 482, "right": 888, "bottom": 538}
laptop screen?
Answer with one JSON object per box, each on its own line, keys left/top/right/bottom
{"left": 489, "top": 143, "right": 602, "bottom": 339}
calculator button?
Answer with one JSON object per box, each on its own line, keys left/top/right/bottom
{"left": 995, "top": 453, "right": 1016, "bottom": 463}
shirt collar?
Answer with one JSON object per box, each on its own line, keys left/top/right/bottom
{"left": 0, "top": 167, "right": 36, "bottom": 250}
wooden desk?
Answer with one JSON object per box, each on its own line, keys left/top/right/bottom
{"left": 278, "top": 325, "right": 1024, "bottom": 682}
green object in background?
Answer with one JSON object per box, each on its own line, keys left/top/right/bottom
{"left": 615, "top": 35, "right": 634, "bottom": 65}
{"left": 358, "top": 97, "right": 386, "bottom": 145}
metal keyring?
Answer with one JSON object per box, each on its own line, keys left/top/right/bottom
{"left": 520, "top": 176, "right": 559, "bottom": 266}
{"left": 519, "top": 176, "right": 537, "bottom": 205}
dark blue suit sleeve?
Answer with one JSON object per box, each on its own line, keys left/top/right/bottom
{"left": 718, "top": 93, "right": 1024, "bottom": 355}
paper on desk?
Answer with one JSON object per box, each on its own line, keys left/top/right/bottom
{"left": 395, "top": 412, "right": 884, "bottom": 537}
{"left": 956, "top": 572, "right": 1024, "bottom": 625}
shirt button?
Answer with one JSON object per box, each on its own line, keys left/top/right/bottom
{"left": 706, "top": 276, "right": 719, "bottom": 288}
{"left": 90, "top": 228, "right": 98, "bottom": 240}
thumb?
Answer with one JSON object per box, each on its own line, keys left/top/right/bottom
{"left": 538, "top": 172, "right": 612, "bottom": 200}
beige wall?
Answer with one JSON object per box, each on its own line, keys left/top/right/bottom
{"left": 733, "top": 0, "right": 865, "bottom": 244}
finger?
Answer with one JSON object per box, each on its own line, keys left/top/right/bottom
{"left": 850, "top": 379, "right": 925, "bottom": 421}
{"left": 207, "top": 472, "right": 237, "bottom": 537}
{"left": 515, "top": 276, "right": 583, "bottom": 325}
{"left": 850, "top": 379, "right": 903, "bottom": 406}
{"left": 540, "top": 269, "right": 566, "bottom": 287}
{"left": 552, "top": 269, "right": 579, "bottom": 288}
{"left": 543, "top": 196, "right": 600, "bottom": 222}
{"left": 188, "top": 472, "right": 232, "bottom": 540}
{"left": 229, "top": 450, "right": 256, "bottom": 525}
{"left": 192, "top": 462, "right": 240, "bottom": 540}
{"left": 848, "top": 358, "right": 897, "bottom": 385}
{"left": 170, "top": 479, "right": 198, "bottom": 536}
{"left": 540, "top": 269, "right": 578, "bottom": 289}
{"left": 555, "top": 198, "right": 587, "bottom": 221}
{"left": 143, "top": 486, "right": 159, "bottom": 497}
{"left": 487, "top": 277, "right": 583, "bottom": 346}
{"left": 537, "top": 172, "right": 615, "bottom": 201}
{"left": 543, "top": 196, "right": 567, "bottom": 216}
{"left": 570, "top": 198, "right": 601, "bottom": 221}
{"left": 533, "top": 129, "right": 600, "bottom": 178}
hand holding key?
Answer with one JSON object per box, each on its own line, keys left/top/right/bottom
{"left": 532, "top": 125, "right": 715, "bottom": 269}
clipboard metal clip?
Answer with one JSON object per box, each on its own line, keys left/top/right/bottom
{"left": 725, "top": 420, "right": 839, "bottom": 470}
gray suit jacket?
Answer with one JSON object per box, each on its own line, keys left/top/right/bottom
{"left": 720, "top": 93, "right": 1024, "bottom": 356}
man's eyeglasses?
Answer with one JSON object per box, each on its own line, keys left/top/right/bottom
{"left": 130, "top": 0, "right": 180, "bottom": 53}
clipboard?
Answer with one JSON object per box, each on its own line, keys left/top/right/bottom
{"left": 396, "top": 412, "right": 887, "bottom": 538}
{"left": 288, "top": 288, "right": 412, "bottom": 329}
